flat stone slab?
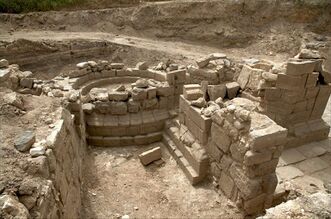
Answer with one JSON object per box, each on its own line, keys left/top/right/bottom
{"left": 310, "top": 167, "right": 331, "bottom": 185}
{"left": 318, "top": 138, "right": 331, "bottom": 153}
{"left": 278, "top": 148, "right": 306, "bottom": 166}
{"left": 276, "top": 165, "right": 304, "bottom": 181}
{"left": 14, "top": 131, "right": 36, "bottom": 152}
{"left": 296, "top": 143, "right": 327, "bottom": 158}
{"left": 295, "top": 157, "right": 329, "bottom": 174}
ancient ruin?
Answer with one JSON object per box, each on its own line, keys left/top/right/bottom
{"left": 0, "top": 1, "right": 331, "bottom": 218}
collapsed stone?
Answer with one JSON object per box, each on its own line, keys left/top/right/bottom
{"left": 14, "top": 131, "right": 36, "bottom": 152}
{"left": 139, "top": 147, "right": 162, "bottom": 166}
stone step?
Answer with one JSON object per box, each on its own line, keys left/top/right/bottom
{"left": 87, "top": 131, "right": 163, "bottom": 147}
{"left": 86, "top": 109, "right": 169, "bottom": 137}
{"left": 163, "top": 133, "right": 204, "bottom": 185}
{"left": 165, "top": 120, "right": 208, "bottom": 177}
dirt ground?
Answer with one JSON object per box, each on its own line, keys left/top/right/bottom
{"left": 0, "top": 88, "right": 61, "bottom": 193}
{"left": 82, "top": 143, "right": 243, "bottom": 219}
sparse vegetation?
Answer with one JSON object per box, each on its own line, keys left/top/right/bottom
{"left": 0, "top": 0, "right": 84, "bottom": 13}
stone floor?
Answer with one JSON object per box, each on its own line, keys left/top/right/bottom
{"left": 276, "top": 97, "right": 331, "bottom": 194}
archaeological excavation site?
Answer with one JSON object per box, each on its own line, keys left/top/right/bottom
{"left": 0, "top": 0, "right": 331, "bottom": 218}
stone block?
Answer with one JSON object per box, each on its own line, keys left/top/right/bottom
{"left": 103, "top": 136, "right": 121, "bottom": 147}
{"left": 276, "top": 73, "right": 307, "bottom": 91}
{"left": 143, "top": 98, "right": 158, "bottom": 110}
{"left": 219, "top": 155, "right": 232, "bottom": 171}
{"left": 310, "top": 85, "right": 331, "bottom": 119}
{"left": 244, "top": 150, "right": 272, "bottom": 166}
{"left": 305, "top": 87, "right": 319, "bottom": 99}
{"left": 14, "top": 130, "right": 36, "bottom": 152}
{"left": 285, "top": 60, "right": 316, "bottom": 76}
{"left": 264, "top": 87, "right": 281, "bottom": 101}
{"left": 243, "top": 193, "right": 266, "bottom": 214}
{"left": 293, "top": 100, "right": 307, "bottom": 112}
{"left": 131, "top": 87, "right": 147, "bottom": 101}
{"left": 147, "top": 87, "right": 157, "bottom": 99}
{"left": 0, "top": 68, "right": 10, "bottom": 82}
{"left": 156, "top": 85, "right": 174, "bottom": 97}
{"left": 207, "top": 140, "right": 223, "bottom": 161}
{"left": 226, "top": 82, "right": 240, "bottom": 99}
{"left": 229, "top": 164, "right": 262, "bottom": 200}
{"left": 20, "top": 78, "right": 34, "bottom": 89}
{"left": 127, "top": 99, "right": 140, "bottom": 113}
{"left": 207, "top": 84, "right": 226, "bottom": 101}
{"left": 305, "top": 72, "right": 319, "bottom": 88}
{"left": 185, "top": 116, "right": 208, "bottom": 145}
{"left": 110, "top": 102, "right": 127, "bottom": 115}
{"left": 211, "top": 123, "right": 231, "bottom": 153}
{"left": 245, "top": 159, "right": 278, "bottom": 177}
{"left": 219, "top": 172, "right": 235, "bottom": 198}
{"left": 139, "top": 147, "right": 162, "bottom": 165}
{"left": 280, "top": 89, "right": 305, "bottom": 104}
{"left": 250, "top": 124, "right": 288, "bottom": 152}
{"left": 108, "top": 91, "right": 129, "bottom": 101}
{"left": 110, "top": 63, "right": 124, "bottom": 69}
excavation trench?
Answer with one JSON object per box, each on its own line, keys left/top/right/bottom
{"left": 0, "top": 37, "right": 330, "bottom": 219}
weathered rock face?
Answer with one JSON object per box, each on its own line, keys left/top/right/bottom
{"left": 14, "top": 130, "right": 35, "bottom": 152}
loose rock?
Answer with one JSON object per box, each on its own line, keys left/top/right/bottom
{"left": 14, "top": 130, "right": 36, "bottom": 152}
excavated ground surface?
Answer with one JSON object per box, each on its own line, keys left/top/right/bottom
{"left": 1, "top": 0, "right": 331, "bottom": 218}
{"left": 82, "top": 143, "right": 243, "bottom": 218}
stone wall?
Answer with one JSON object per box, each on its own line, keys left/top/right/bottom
{"left": 237, "top": 55, "right": 331, "bottom": 148}
{"left": 208, "top": 98, "right": 287, "bottom": 215}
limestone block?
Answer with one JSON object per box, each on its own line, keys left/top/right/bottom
{"left": 89, "top": 88, "right": 108, "bottom": 101}
{"left": 188, "top": 67, "right": 219, "bottom": 84}
{"left": 30, "top": 146, "right": 46, "bottom": 157}
{"left": 310, "top": 85, "right": 331, "bottom": 119}
{"left": 20, "top": 78, "right": 34, "bottom": 89}
{"left": 211, "top": 123, "right": 231, "bottom": 153}
{"left": 244, "top": 150, "right": 272, "bottom": 166}
{"left": 276, "top": 73, "right": 307, "bottom": 91}
{"left": 250, "top": 124, "right": 287, "bottom": 151}
{"left": 305, "top": 87, "right": 319, "bottom": 99}
{"left": 108, "top": 91, "right": 129, "bottom": 101}
{"left": 207, "top": 84, "right": 226, "bottom": 101}
{"left": 168, "top": 69, "right": 186, "bottom": 84}
{"left": 207, "top": 140, "right": 223, "bottom": 161}
{"left": 226, "top": 82, "right": 240, "bottom": 99}
{"left": 110, "top": 102, "right": 127, "bottom": 115}
{"left": 210, "top": 162, "right": 222, "bottom": 178}
{"left": 262, "top": 72, "right": 277, "bottom": 82}
{"left": 131, "top": 87, "right": 147, "bottom": 101}
{"left": 118, "top": 114, "right": 130, "bottom": 127}
{"left": 120, "top": 136, "right": 134, "bottom": 146}
{"left": 196, "top": 57, "right": 210, "bottom": 68}
{"left": 245, "top": 159, "right": 279, "bottom": 178}
{"left": 136, "top": 61, "right": 149, "bottom": 70}
{"left": 127, "top": 99, "right": 140, "bottom": 113}
{"left": 82, "top": 103, "right": 95, "bottom": 114}
{"left": 110, "top": 63, "right": 124, "bottom": 69}
{"left": 280, "top": 89, "right": 305, "bottom": 104}
{"left": 286, "top": 60, "right": 316, "bottom": 76}
{"left": 147, "top": 87, "right": 157, "bottom": 99}
{"left": 306, "top": 72, "right": 319, "bottom": 88}
{"left": 229, "top": 164, "right": 262, "bottom": 200}
{"left": 158, "top": 96, "right": 168, "bottom": 109}
{"left": 184, "top": 88, "right": 204, "bottom": 101}
{"left": 94, "top": 102, "right": 110, "bottom": 114}
{"left": 266, "top": 100, "right": 294, "bottom": 115}
{"left": 264, "top": 87, "right": 281, "bottom": 101}
{"left": 101, "top": 69, "right": 116, "bottom": 78}
{"left": 139, "top": 147, "right": 162, "bottom": 165}
{"left": 0, "top": 68, "right": 10, "bottom": 82}
{"left": 219, "top": 155, "right": 232, "bottom": 171}
{"left": 243, "top": 193, "right": 266, "bottom": 214}
{"left": 0, "top": 59, "right": 9, "bottom": 68}
{"left": 14, "top": 130, "right": 35, "bottom": 152}
{"left": 143, "top": 98, "right": 158, "bottom": 110}
{"left": 68, "top": 68, "right": 89, "bottom": 78}
{"left": 237, "top": 65, "right": 252, "bottom": 89}
{"left": 185, "top": 116, "right": 208, "bottom": 145}
{"left": 156, "top": 85, "right": 174, "bottom": 97}
{"left": 219, "top": 172, "right": 235, "bottom": 198}
{"left": 104, "top": 136, "right": 121, "bottom": 147}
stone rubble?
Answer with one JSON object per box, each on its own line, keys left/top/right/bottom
{"left": 14, "top": 131, "right": 36, "bottom": 152}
